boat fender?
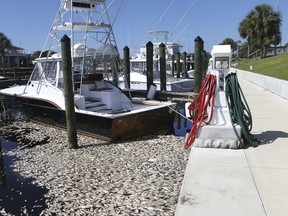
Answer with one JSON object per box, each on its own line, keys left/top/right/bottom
{"left": 146, "top": 83, "right": 157, "bottom": 100}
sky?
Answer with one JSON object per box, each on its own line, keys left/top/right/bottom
{"left": 1, "top": 0, "right": 287, "bottom": 56}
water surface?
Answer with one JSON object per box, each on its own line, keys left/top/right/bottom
{"left": 0, "top": 138, "right": 48, "bottom": 215}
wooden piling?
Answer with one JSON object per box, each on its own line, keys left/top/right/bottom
{"left": 176, "top": 52, "right": 181, "bottom": 78}
{"left": 183, "top": 52, "right": 188, "bottom": 78}
{"left": 194, "top": 36, "right": 204, "bottom": 93}
{"left": 159, "top": 43, "right": 167, "bottom": 91}
{"left": 61, "top": 34, "right": 78, "bottom": 149}
{"left": 111, "top": 57, "right": 119, "bottom": 86}
{"left": 123, "top": 46, "right": 130, "bottom": 89}
{"left": 187, "top": 54, "right": 192, "bottom": 71}
{"left": 146, "top": 41, "right": 154, "bottom": 91}
{"left": 171, "top": 54, "right": 175, "bottom": 77}
{"left": 0, "top": 140, "right": 6, "bottom": 187}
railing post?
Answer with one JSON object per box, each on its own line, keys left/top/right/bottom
{"left": 61, "top": 34, "right": 78, "bottom": 149}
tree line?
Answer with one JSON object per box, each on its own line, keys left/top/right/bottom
{"left": 0, "top": 32, "right": 54, "bottom": 70}
{"left": 220, "top": 4, "right": 285, "bottom": 59}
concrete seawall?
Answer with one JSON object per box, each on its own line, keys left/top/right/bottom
{"left": 235, "top": 68, "right": 288, "bottom": 100}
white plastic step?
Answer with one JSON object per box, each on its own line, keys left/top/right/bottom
{"left": 86, "top": 104, "right": 107, "bottom": 112}
{"left": 85, "top": 99, "right": 102, "bottom": 108}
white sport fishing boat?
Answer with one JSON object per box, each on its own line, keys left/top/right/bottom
{"left": 118, "top": 31, "right": 194, "bottom": 91}
{"left": 0, "top": 0, "right": 176, "bottom": 141}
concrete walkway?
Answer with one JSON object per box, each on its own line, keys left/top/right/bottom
{"left": 175, "top": 77, "right": 288, "bottom": 216}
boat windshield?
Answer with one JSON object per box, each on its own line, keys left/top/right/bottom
{"left": 131, "top": 62, "right": 146, "bottom": 73}
{"left": 31, "top": 60, "right": 57, "bottom": 84}
{"left": 30, "top": 55, "right": 115, "bottom": 88}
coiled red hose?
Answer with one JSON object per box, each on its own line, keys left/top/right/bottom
{"left": 184, "top": 74, "right": 217, "bottom": 149}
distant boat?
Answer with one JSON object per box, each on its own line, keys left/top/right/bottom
{"left": 119, "top": 70, "right": 194, "bottom": 92}
{"left": 0, "top": 0, "right": 176, "bottom": 141}
{"left": 118, "top": 31, "right": 194, "bottom": 92}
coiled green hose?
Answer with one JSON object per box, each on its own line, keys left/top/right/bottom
{"left": 225, "top": 73, "right": 258, "bottom": 147}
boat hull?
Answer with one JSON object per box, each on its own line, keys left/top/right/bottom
{"left": 118, "top": 72, "right": 194, "bottom": 92}
{"left": 6, "top": 95, "right": 175, "bottom": 142}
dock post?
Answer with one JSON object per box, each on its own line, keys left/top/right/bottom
{"left": 176, "top": 52, "right": 181, "bottom": 78}
{"left": 159, "top": 43, "right": 167, "bottom": 91}
{"left": 187, "top": 54, "right": 192, "bottom": 71}
{"left": 171, "top": 54, "right": 175, "bottom": 77}
{"left": 111, "top": 57, "right": 119, "bottom": 86}
{"left": 183, "top": 52, "right": 188, "bottom": 78}
{"left": 61, "top": 34, "right": 78, "bottom": 149}
{"left": 146, "top": 41, "right": 154, "bottom": 91}
{"left": 194, "top": 36, "right": 204, "bottom": 93}
{"left": 123, "top": 46, "right": 130, "bottom": 89}
{"left": 0, "top": 140, "right": 6, "bottom": 187}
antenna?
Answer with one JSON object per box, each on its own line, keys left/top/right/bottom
{"left": 277, "top": 0, "right": 280, "bottom": 12}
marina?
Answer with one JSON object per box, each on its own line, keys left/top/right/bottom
{"left": 1, "top": 70, "right": 288, "bottom": 215}
{"left": 1, "top": 0, "right": 288, "bottom": 215}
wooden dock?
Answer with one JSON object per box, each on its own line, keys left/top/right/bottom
{"left": 122, "top": 89, "right": 196, "bottom": 102}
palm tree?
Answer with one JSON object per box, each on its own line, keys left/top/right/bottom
{"left": 0, "top": 32, "right": 12, "bottom": 73}
{"left": 219, "top": 38, "right": 237, "bottom": 51}
{"left": 238, "top": 4, "right": 282, "bottom": 58}
{"left": 239, "top": 13, "right": 254, "bottom": 58}
{"left": 219, "top": 38, "right": 238, "bottom": 58}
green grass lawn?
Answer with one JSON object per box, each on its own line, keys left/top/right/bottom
{"left": 235, "top": 53, "right": 288, "bottom": 81}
